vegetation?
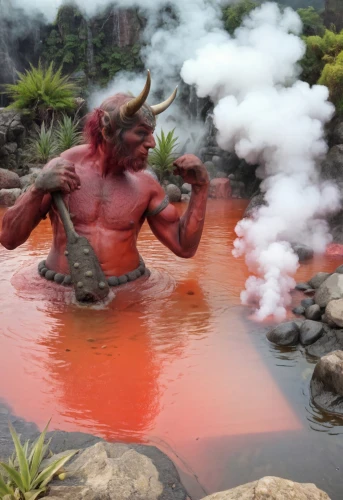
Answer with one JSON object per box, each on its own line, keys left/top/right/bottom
{"left": 55, "top": 115, "right": 82, "bottom": 154}
{"left": 301, "top": 29, "right": 343, "bottom": 111}
{"left": 149, "top": 129, "right": 179, "bottom": 183}
{"left": 4, "top": 62, "right": 77, "bottom": 122}
{"left": 223, "top": 0, "right": 258, "bottom": 34}
{"left": 26, "top": 123, "right": 57, "bottom": 164}
{"left": 297, "top": 6, "right": 325, "bottom": 36}
{"left": 0, "top": 420, "right": 76, "bottom": 499}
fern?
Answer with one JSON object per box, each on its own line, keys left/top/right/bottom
{"left": 149, "top": 129, "right": 179, "bottom": 183}
{"left": 55, "top": 115, "right": 82, "bottom": 154}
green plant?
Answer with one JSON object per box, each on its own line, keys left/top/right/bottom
{"left": 223, "top": 0, "right": 259, "bottom": 35}
{"left": 297, "top": 6, "right": 325, "bottom": 36}
{"left": 149, "top": 129, "right": 179, "bottom": 183}
{"left": 0, "top": 420, "right": 76, "bottom": 499}
{"left": 5, "top": 62, "right": 77, "bottom": 121}
{"left": 55, "top": 114, "right": 82, "bottom": 154}
{"left": 25, "top": 122, "right": 58, "bottom": 164}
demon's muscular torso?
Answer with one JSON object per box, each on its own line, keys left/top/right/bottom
{"left": 0, "top": 72, "right": 209, "bottom": 281}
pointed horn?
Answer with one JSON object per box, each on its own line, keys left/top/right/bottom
{"left": 151, "top": 87, "right": 178, "bottom": 116}
{"left": 120, "top": 70, "right": 151, "bottom": 119}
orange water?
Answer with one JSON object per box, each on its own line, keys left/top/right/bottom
{"left": 1, "top": 200, "right": 343, "bottom": 499}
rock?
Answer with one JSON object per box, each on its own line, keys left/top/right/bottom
{"left": 209, "top": 178, "right": 232, "bottom": 199}
{"left": 306, "top": 325, "right": 343, "bottom": 358}
{"left": 295, "top": 282, "right": 312, "bottom": 291}
{"left": 267, "top": 322, "right": 299, "bottom": 346}
{"left": 304, "top": 288, "right": 316, "bottom": 295}
{"left": 165, "top": 184, "right": 181, "bottom": 202}
{"left": 181, "top": 194, "right": 190, "bottom": 202}
{"left": 0, "top": 188, "right": 21, "bottom": 206}
{"left": 244, "top": 193, "right": 265, "bottom": 218}
{"left": 201, "top": 476, "right": 330, "bottom": 499}
{"left": 228, "top": 173, "right": 235, "bottom": 180}
{"left": 311, "top": 350, "right": 343, "bottom": 417}
{"left": 292, "top": 243, "right": 314, "bottom": 262}
{"left": 47, "top": 441, "right": 186, "bottom": 500}
{"left": 308, "top": 272, "right": 331, "bottom": 289}
{"left": 230, "top": 180, "right": 245, "bottom": 198}
{"left": 321, "top": 145, "right": 343, "bottom": 183}
{"left": 315, "top": 273, "right": 343, "bottom": 308}
{"left": 326, "top": 299, "right": 343, "bottom": 327}
{"left": 301, "top": 298, "right": 315, "bottom": 308}
{"left": 204, "top": 161, "right": 216, "bottom": 179}
{"left": 0, "top": 168, "right": 20, "bottom": 189}
{"left": 214, "top": 170, "right": 227, "bottom": 178}
{"left": 300, "top": 320, "right": 324, "bottom": 345}
{"left": 321, "top": 313, "right": 337, "bottom": 327}
{"left": 293, "top": 306, "right": 305, "bottom": 315}
{"left": 181, "top": 183, "right": 191, "bottom": 194}
{"left": 334, "top": 264, "right": 343, "bottom": 274}
{"left": 305, "top": 304, "right": 322, "bottom": 321}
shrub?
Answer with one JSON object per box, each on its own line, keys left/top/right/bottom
{"left": 0, "top": 420, "right": 76, "bottom": 499}
{"left": 149, "top": 129, "right": 179, "bottom": 183}
{"left": 55, "top": 114, "right": 82, "bottom": 154}
{"left": 5, "top": 62, "right": 77, "bottom": 122}
{"left": 25, "top": 122, "right": 57, "bottom": 164}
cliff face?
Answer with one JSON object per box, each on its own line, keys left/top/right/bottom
{"left": 42, "top": 5, "right": 143, "bottom": 86}
{"left": 325, "top": 0, "right": 343, "bottom": 31}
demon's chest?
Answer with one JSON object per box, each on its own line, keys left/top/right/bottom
{"left": 65, "top": 172, "right": 147, "bottom": 229}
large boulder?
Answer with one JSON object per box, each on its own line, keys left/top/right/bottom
{"left": 209, "top": 178, "right": 231, "bottom": 199}
{"left": 325, "top": 299, "right": 343, "bottom": 328}
{"left": 306, "top": 325, "right": 343, "bottom": 358}
{"left": 267, "top": 322, "right": 299, "bottom": 346}
{"left": 299, "top": 320, "right": 324, "bottom": 345}
{"left": 310, "top": 350, "right": 343, "bottom": 417}
{"left": 292, "top": 243, "right": 314, "bottom": 262}
{"left": 0, "top": 188, "right": 21, "bottom": 206}
{"left": 165, "top": 184, "right": 181, "bottom": 202}
{"left": 201, "top": 476, "right": 330, "bottom": 499}
{"left": 315, "top": 273, "right": 343, "bottom": 308}
{"left": 47, "top": 441, "right": 186, "bottom": 500}
{"left": 0, "top": 168, "right": 20, "bottom": 189}
{"left": 308, "top": 272, "right": 331, "bottom": 289}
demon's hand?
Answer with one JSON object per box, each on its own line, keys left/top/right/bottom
{"left": 35, "top": 159, "right": 81, "bottom": 194}
{"left": 173, "top": 154, "right": 209, "bottom": 187}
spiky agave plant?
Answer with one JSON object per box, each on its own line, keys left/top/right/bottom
{"left": 149, "top": 128, "right": 179, "bottom": 183}
{"left": 0, "top": 420, "right": 76, "bottom": 500}
{"left": 25, "top": 122, "right": 57, "bottom": 164}
{"left": 5, "top": 62, "right": 77, "bottom": 122}
{"left": 55, "top": 114, "right": 83, "bottom": 154}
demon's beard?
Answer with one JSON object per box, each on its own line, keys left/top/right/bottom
{"left": 113, "top": 142, "right": 148, "bottom": 172}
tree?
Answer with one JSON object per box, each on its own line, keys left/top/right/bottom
{"left": 222, "top": 0, "right": 259, "bottom": 35}
{"left": 297, "top": 6, "right": 325, "bottom": 36}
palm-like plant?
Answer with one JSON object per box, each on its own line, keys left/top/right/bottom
{"left": 55, "top": 114, "right": 83, "bottom": 154}
{"left": 5, "top": 62, "right": 77, "bottom": 122}
{"left": 0, "top": 420, "right": 76, "bottom": 500}
{"left": 25, "top": 122, "right": 57, "bottom": 164}
{"left": 149, "top": 128, "right": 179, "bottom": 183}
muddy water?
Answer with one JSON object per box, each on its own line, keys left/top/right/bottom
{"left": 1, "top": 200, "right": 343, "bottom": 499}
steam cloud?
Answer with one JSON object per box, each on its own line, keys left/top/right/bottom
{"left": 9, "top": 0, "right": 341, "bottom": 320}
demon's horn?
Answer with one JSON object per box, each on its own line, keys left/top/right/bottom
{"left": 151, "top": 87, "right": 178, "bottom": 116}
{"left": 120, "top": 70, "right": 151, "bottom": 119}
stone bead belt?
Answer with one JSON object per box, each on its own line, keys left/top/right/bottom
{"left": 38, "top": 256, "right": 149, "bottom": 287}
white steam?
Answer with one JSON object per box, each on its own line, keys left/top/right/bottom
{"left": 182, "top": 2, "right": 340, "bottom": 320}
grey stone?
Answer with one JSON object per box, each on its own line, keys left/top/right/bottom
{"left": 311, "top": 350, "right": 343, "bottom": 417}
{"left": 292, "top": 243, "right": 314, "bottom": 262}
{"left": 295, "top": 282, "right": 312, "bottom": 291}
{"left": 292, "top": 306, "right": 305, "bottom": 315}
{"left": 181, "top": 183, "right": 191, "bottom": 194}
{"left": 201, "top": 476, "right": 330, "bottom": 499}
{"left": 0, "top": 168, "right": 20, "bottom": 189}
{"left": 305, "top": 304, "right": 322, "bottom": 321}
{"left": 301, "top": 298, "right": 315, "bottom": 308}
{"left": 181, "top": 194, "right": 190, "bottom": 202}
{"left": 304, "top": 288, "right": 316, "bottom": 295}
{"left": 54, "top": 273, "right": 64, "bottom": 284}
{"left": 45, "top": 270, "right": 56, "bottom": 281}
{"left": 244, "top": 193, "right": 265, "bottom": 218}
{"left": 267, "top": 322, "right": 299, "bottom": 346}
{"left": 315, "top": 273, "right": 343, "bottom": 308}
{"left": 334, "top": 265, "right": 343, "bottom": 274}
{"left": 108, "top": 276, "right": 119, "bottom": 286}
{"left": 228, "top": 173, "right": 235, "bottom": 180}
{"left": 165, "top": 184, "right": 181, "bottom": 202}
{"left": 215, "top": 170, "right": 227, "bottom": 178}
{"left": 300, "top": 320, "right": 324, "bottom": 345}
{"left": 308, "top": 272, "right": 331, "bottom": 289}
{"left": 0, "top": 188, "right": 21, "bottom": 206}
{"left": 19, "top": 173, "right": 37, "bottom": 190}
{"left": 306, "top": 325, "right": 343, "bottom": 358}
{"left": 326, "top": 299, "right": 343, "bottom": 327}
{"left": 118, "top": 275, "right": 128, "bottom": 285}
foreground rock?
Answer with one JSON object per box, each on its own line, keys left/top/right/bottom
{"left": 325, "top": 299, "right": 343, "bottom": 327}
{"left": 306, "top": 325, "right": 343, "bottom": 358}
{"left": 0, "top": 188, "right": 21, "bottom": 206}
{"left": 292, "top": 243, "right": 314, "bottom": 262}
{"left": 0, "top": 168, "right": 21, "bottom": 189}
{"left": 311, "top": 350, "right": 343, "bottom": 417}
{"left": 300, "top": 320, "right": 323, "bottom": 346}
{"left": 315, "top": 273, "right": 343, "bottom": 308}
{"left": 165, "top": 184, "right": 182, "bottom": 202}
{"left": 267, "top": 322, "right": 299, "bottom": 346}
{"left": 47, "top": 441, "right": 183, "bottom": 500}
{"left": 201, "top": 476, "right": 330, "bottom": 499}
